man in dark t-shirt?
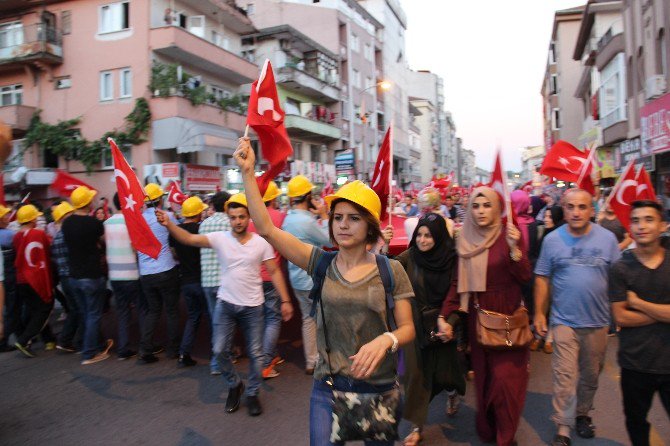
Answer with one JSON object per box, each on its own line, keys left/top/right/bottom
{"left": 169, "top": 196, "right": 208, "bottom": 367}
{"left": 609, "top": 200, "right": 670, "bottom": 446}
{"left": 62, "top": 186, "right": 113, "bottom": 365}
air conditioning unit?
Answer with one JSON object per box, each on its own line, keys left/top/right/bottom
{"left": 645, "top": 75, "right": 667, "bottom": 100}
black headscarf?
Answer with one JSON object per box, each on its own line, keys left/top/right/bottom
{"left": 545, "top": 205, "right": 565, "bottom": 236}
{"left": 409, "top": 213, "right": 457, "bottom": 307}
{"left": 530, "top": 196, "right": 545, "bottom": 219}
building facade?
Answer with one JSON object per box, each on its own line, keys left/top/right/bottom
{"left": 521, "top": 145, "right": 546, "bottom": 182}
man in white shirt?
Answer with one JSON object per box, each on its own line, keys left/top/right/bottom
{"left": 155, "top": 193, "right": 291, "bottom": 417}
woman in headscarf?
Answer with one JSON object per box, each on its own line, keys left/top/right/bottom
{"left": 437, "top": 187, "right": 531, "bottom": 446}
{"left": 396, "top": 213, "right": 465, "bottom": 446}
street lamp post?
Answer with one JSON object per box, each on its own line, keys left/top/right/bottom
{"left": 358, "top": 81, "right": 391, "bottom": 181}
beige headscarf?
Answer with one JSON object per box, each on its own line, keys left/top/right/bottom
{"left": 456, "top": 187, "right": 502, "bottom": 293}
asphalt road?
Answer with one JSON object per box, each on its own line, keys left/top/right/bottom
{"left": 1, "top": 316, "right": 668, "bottom": 446}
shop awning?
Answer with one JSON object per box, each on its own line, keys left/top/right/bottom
{"left": 152, "top": 117, "right": 240, "bottom": 155}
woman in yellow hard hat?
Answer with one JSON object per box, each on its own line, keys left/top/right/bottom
{"left": 234, "top": 138, "right": 415, "bottom": 445}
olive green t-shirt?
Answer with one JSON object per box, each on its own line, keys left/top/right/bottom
{"left": 307, "top": 247, "right": 415, "bottom": 384}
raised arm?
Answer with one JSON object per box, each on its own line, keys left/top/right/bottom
{"left": 155, "top": 209, "right": 211, "bottom": 248}
{"left": 234, "top": 138, "right": 313, "bottom": 270}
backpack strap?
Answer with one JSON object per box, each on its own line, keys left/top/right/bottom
{"left": 375, "top": 254, "right": 397, "bottom": 331}
{"left": 309, "top": 251, "right": 338, "bottom": 318}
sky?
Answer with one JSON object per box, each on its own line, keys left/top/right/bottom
{"left": 403, "top": 0, "right": 584, "bottom": 171}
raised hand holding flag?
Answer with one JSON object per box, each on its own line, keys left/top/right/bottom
{"left": 109, "top": 138, "right": 162, "bottom": 259}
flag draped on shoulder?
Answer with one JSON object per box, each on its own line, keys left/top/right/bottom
{"left": 371, "top": 125, "right": 393, "bottom": 222}
{"left": 540, "top": 140, "right": 590, "bottom": 182}
{"left": 609, "top": 161, "right": 638, "bottom": 231}
{"left": 14, "top": 228, "right": 53, "bottom": 302}
{"left": 51, "top": 169, "right": 96, "bottom": 196}
{"left": 246, "top": 59, "right": 293, "bottom": 196}
{"left": 109, "top": 138, "right": 162, "bottom": 259}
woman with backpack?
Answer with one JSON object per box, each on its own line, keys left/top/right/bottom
{"left": 396, "top": 213, "right": 465, "bottom": 446}
{"left": 234, "top": 138, "right": 415, "bottom": 446}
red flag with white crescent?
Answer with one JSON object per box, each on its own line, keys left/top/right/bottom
{"left": 488, "top": 150, "right": 512, "bottom": 219}
{"left": 13, "top": 228, "right": 53, "bottom": 302}
{"left": 51, "top": 169, "right": 96, "bottom": 196}
{"left": 609, "top": 161, "right": 638, "bottom": 231}
{"left": 109, "top": 138, "right": 162, "bottom": 259}
{"left": 540, "top": 140, "right": 590, "bottom": 182}
{"left": 371, "top": 125, "right": 392, "bottom": 221}
{"left": 167, "top": 180, "right": 187, "bottom": 205}
{"left": 635, "top": 166, "right": 655, "bottom": 200}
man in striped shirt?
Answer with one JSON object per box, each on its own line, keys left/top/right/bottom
{"left": 104, "top": 193, "right": 145, "bottom": 360}
{"left": 199, "top": 191, "right": 231, "bottom": 375}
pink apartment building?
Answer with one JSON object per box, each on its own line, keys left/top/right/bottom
{"left": 0, "top": 0, "right": 259, "bottom": 203}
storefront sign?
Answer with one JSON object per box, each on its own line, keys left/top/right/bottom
{"left": 615, "top": 137, "right": 654, "bottom": 172}
{"left": 335, "top": 149, "right": 355, "bottom": 176}
{"left": 641, "top": 92, "right": 670, "bottom": 154}
{"left": 595, "top": 147, "right": 616, "bottom": 178}
{"left": 143, "top": 163, "right": 181, "bottom": 189}
{"left": 184, "top": 164, "right": 221, "bottom": 191}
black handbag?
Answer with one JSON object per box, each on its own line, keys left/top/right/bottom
{"left": 418, "top": 306, "right": 442, "bottom": 347}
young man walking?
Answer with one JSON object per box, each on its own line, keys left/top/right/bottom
{"left": 156, "top": 194, "right": 291, "bottom": 416}
{"left": 609, "top": 200, "right": 670, "bottom": 446}
{"left": 534, "top": 189, "right": 621, "bottom": 446}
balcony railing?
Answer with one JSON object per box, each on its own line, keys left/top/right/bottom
{"left": 0, "top": 23, "right": 63, "bottom": 66}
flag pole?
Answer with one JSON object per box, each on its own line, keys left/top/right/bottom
{"left": 388, "top": 122, "right": 394, "bottom": 228}
{"left": 575, "top": 142, "right": 596, "bottom": 186}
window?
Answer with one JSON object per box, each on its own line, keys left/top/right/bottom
{"left": 211, "top": 30, "right": 230, "bottom": 50}
{"left": 100, "top": 71, "right": 113, "bottom": 101}
{"left": 551, "top": 108, "right": 561, "bottom": 130}
{"left": 549, "top": 42, "right": 556, "bottom": 65}
{"left": 365, "top": 76, "right": 373, "bottom": 90}
{"left": 310, "top": 144, "right": 320, "bottom": 163}
{"left": 246, "top": 3, "right": 255, "bottom": 14}
{"left": 99, "top": 2, "right": 129, "bottom": 34}
{"left": 208, "top": 85, "right": 231, "bottom": 104}
{"left": 0, "top": 21, "right": 23, "bottom": 48}
{"left": 352, "top": 69, "right": 361, "bottom": 89}
{"left": 351, "top": 33, "right": 359, "bottom": 52}
{"left": 120, "top": 68, "right": 132, "bottom": 98}
{"left": 658, "top": 29, "right": 667, "bottom": 77}
{"left": 364, "top": 43, "right": 372, "bottom": 61}
{"left": 55, "top": 76, "right": 71, "bottom": 89}
{"left": 102, "top": 143, "right": 131, "bottom": 168}
{"left": 599, "top": 53, "right": 626, "bottom": 128}
{"left": 284, "top": 97, "right": 300, "bottom": 115}
{"left": 550, "top": 74, "right": 558, "bottom": 95}
{"left": 0, "top": 84, "right": 22, "bottom": 106}
{"left": 61, "top": 11, "right": 72, "bottom": 35}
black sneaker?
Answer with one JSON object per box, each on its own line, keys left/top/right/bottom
{"left": 225, "top": 382, "right": 245, "bottom": 413}
{"left": 0, "top": 343, "right": 17, "bottom": 353}
{"left": 551, "top": 434, "right": 571, "bottom": 446}
{"left": 575, "top": 416, "right": 595, "bottom": 438}
{"left": 136, "top": 353, "right": 159, "bottom": 365}
{"left": 118, "top": 350, "right": 137, "bottom": 361}
{"left": 177, "top": 354, "right": 197, "bottom": 367}
{"left": 247, "top": 395, "right": 262, "bottom": 417}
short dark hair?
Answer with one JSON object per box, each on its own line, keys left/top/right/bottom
{"left": 631, "top": 200, "right": 663, "bottom": 217}
{"left": 328, "top": 198, "right": 382, "bottom": 246}
{"left": 212, "top": 191, "right": 231, "bottom": 212}
{"left": 227, "top": 202, "right": 249, "bottom": 214}
{"left": 113, "top": 193, "right": 121, "bottom": 211}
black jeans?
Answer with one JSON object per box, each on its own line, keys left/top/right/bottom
{"left": 16, "top": 284, "right": 54, "bottom": 346}
{"left": 139, "top": 268, "right": 181, "bottom": 356}
{"left": 621, "top": 368, "right": 670, "bottom": 446}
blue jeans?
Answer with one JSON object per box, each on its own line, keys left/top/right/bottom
{"left": 70, "top": 277, "right": 106, "bottom": 360}
{"left": 179, "top": 282, "right": 207, "bottom": 355}
{"left": 310, "top": 377, "right": 399, "bottom": 446}
{"left": 212, "top": 300, "right": 264, "bottom": 396}
{"left": 57, "top": 276, "right": 83, "bottom": 349}
{"left": 262, "top": 282, "right": 281, "bottom": 367}
{"left": 111, "top": 280, "right": 145, "bottom": 354}
{"left": 203, "top": 286, "right": 220, "bottom": 373}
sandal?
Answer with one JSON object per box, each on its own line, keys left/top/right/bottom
{"left": 403, "top": 427, "right": 422, "bottom": 446}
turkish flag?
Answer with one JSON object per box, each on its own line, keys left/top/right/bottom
{"left": 574, "top": 151, "right": 596, "bottom": 195}
{"left": 540, "top": 140, "right": 590, "bottom": 182}
{"left": 14, "top": 228, "right": 53, "bottom": 303}
{"left": 246, "top": 59, "right": 293, "bottom": 196}
{"left": 609, "top": 161, "right": 638, "bottom": 231}
{"left": 635, "top": 166, "right": 655, "bottom": 200}
{"left": 488, "top": 150, "right": 512, "bottom": 219}
{"left": 321, "top": 177, "right": 334, "bottom": 198}
{"left": 371, "top": 126, "right": 393, "bottom": 222}
{"left": 109, "top": 138, "right": 162, "bottom": 259}
{"left": 51, "top": 169, "right": 96, "bottom": 196}
{"left": 167, "top": 180, "right": 187, "bottom": 205}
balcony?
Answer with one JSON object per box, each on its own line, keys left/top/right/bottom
{"left": 0, "top": 23, "right": 62, "bottom": 70}
{"left": 276, "top": 66, "right": 340, "bottom": 103}
{"left": 0, "top": 104, "right": 36, "bottom": 135}
{"left": 595, "top": 31, "right": 624, "bottom": 70}
{"left": 150, "top": 26, "right": 258, "bottom": 84}
{"left": 284, "top": 114, "right": 341, "bottom": 141}
{"left": 150, "top": 95, "right": 247, "bottom": 132}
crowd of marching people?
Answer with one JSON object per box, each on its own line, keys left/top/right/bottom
{"left": 1, "top": 137, "right": 669, "bottom": 446}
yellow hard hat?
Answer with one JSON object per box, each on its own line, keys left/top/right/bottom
{"left": 181, "top": 196, "right": 208, "bottom": 218}
{"left": 144, "top": 183, "right": 165, "bottom": 201}
{"left": 263, "top": 181, "right": 282, "bottom": 202}
{"left": 70, "top": 186, "right": 97, "bottom": 209}
{"left": 0, "top": 204, "right": 10, "bottom": 219}
{"left": 17, "top": 204, "right": 43, "bottom": 224}
{"left": 224, "top": 193, "right": 248, "bottom": 211}
{"left": 287, "top": 175, "right": 314, "bottom": 198}
{"left": 52, "top": 201, "right": 75, "bottom": 223}
{"left": 324, "top": 180, "right": 381, "bottom": 222}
